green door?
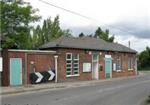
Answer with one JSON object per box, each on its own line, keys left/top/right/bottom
{"left": 105, "top": 58, "right": 112, "bottom": 79}
{"left": 10, "top": 58, "right": 22, "bottom": 86}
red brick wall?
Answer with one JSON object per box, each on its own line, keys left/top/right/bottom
{"left": 2, "top": 50, "right": 9, "bottom": 86}
{"left": 2, "top": 51, "right": 55, "bottom": 86}
{"left": 27, "top": 53, "right": 54, "bottom": 84}
{"left": 56, "top": 48, "right": 136, "bottom": 82}
{"left": 2, "top": 51, "right": 26, "bottom": 86}
{"left": 2, "top": 49, "right": 136, "bottom": 86}
{"left": 100, "top": 51, "right": 136, "bottom": 78}
{"left": 57, "top": 48, "right": 92, "bottom": 82}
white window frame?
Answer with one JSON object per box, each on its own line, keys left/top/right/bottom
{"left": 66, "top": 53, "right": 72, "bottom": 76}
{"left": 116, "top": 56, "right": 122, "bottom": 72}
{"left": 66, "top": 53, "right": 79, "bottom": 77}
{"left": 128, "top": 57, "right": 134, "bottom": 70}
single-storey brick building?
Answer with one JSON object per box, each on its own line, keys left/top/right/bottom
{"left": 1, "top": 36, "right": 137, "bottom": 86}
{"left": 40, "top": 36, "right": 137, "bottom": 82}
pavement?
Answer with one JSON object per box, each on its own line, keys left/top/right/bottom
{"left": 0, "top": 72, "right": 143, "bottom": 95}
{"left": 140, "top": 95, "right": 150, "bottom": 105}
{"left": 1, "top": 71, "right": 150, "bottom": 105}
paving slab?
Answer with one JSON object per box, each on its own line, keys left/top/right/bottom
{"left": 0, "top": 72, "right": 143, "bottom": 96}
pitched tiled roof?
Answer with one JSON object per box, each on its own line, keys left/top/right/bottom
{"left": 40, "top": 36, "right": 137, "bottom": 53}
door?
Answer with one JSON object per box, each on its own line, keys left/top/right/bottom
{"left": 92, "top": 54, "right": 99, "bottom": 80}
{"left": 10, "top": 58, "right": 22, "bottom": 86}
{"left": 105, "top": 58, "right": 112, "bottom": 79}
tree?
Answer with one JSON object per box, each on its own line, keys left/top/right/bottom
{"left": 79, "top": 32, "right": 85, "bottom": 37}
{"left": 138, "top": 46, "right": 150, "bottom": 70}
{"left": 0, "top": 0, "right": 41, "bottom": 49}
{"left": 31, "top": 16, "right": 71, "bottom": 49}
{"left": 94, "top": 27, "right": 115, "bottom": 42}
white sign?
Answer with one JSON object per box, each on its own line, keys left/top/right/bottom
{"left": 83, "top": 63, "right": 91, "bottom": 72}
{"left": 48, "top": 70, "right": 55, "bottom": 80}
{"left": 105, "top": 55, "right": 111, "bottom": 58}
{"left": 0, "top": 57, "right": 2, "bottom": 72}
{"left": 35, "top": 72, "right": 43, "bottom": 83}
{"left": 113, "top": 63, "right": 116, "bottom": 71}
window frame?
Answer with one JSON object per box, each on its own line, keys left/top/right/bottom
{"left": 66, "top": 53, "right": 72, "bottom": 76}
{"left": 128, "top": 56, "right": 134, "bottom": 70}
{"left": 66, "top": 53, "right": 79, "bottom": 77}
{"left": 116, "top": 56, "right": 122, "bottom": 72}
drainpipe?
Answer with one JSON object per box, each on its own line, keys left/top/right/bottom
{"left": 54, "top": 54, "right": 58, "bottom": 83}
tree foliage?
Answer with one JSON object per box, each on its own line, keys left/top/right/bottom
{"left": 31, "top": 16, "right": 72, "bottom": 49}
{"left": 79, "top": 32, "right": 85, "bottom": 37}
{"left": 0, "top": 1, "right": 71, "bottom": 49}
{"left": 0, "top": 0, "right": 41, "bottom": 49}
{"left": 94, "top": 27, "right": 115, "bottom": 42}
{"left": 138, "top": 46, "right": 150, "bottom": 70}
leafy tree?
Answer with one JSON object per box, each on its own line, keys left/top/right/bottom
{"left": 0, "top": 0, "right": 41, "bottom": 49}
{"left": 79, "top": 32, "right": 85, "bottom": 37}
{"left": 138, "top": 46, "right": 150, "bottom": 70}
{"left": 31, "top": 16, "right": 71, "bottom": 49}
{"left": 94, "top": 27, "right": 115, "bottom": 42}
{"left": 32, "top": 25, "right": 43, "bottom": 48}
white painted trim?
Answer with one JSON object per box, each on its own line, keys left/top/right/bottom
{"left": 0, "top": 57, "right": 3, "bottom": 72}
{"left": 116, "top": 70, "right": 122, "bottom": 72}
{"left": 92, "top": 54, "right": 99, "bottom": 80}
{"left": 54, "top": 56, "right": 58, "bottom": 83}
{"left": 105, "top": 55, "right": 111, "bottom": 58}
{"left": 8, "top": 49, "right": 56, "bottom": 53}
{"left": 66, "top": 53, "right": 80, "bottom": 77}
{"left": 110, "top": 60, "right": 112, "bottom": 78}
{"left": 135, "top": 58, "right": 138, "bottom": 75}
{"left": 128, "top": 69, "right": 134, "bottom": 71}
{"left": 66, "top": 53, "right": 72, "bottom": 60}
{"left": 66, "top": 74, "right": 79, "bottom": 77}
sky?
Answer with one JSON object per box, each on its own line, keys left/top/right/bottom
{"left": 25, "top": 0, "right": 150, "bottom": 52}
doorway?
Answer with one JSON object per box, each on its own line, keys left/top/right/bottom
{"left": 92, "top": 54, "right": 99, "bottom": 80}
{"left": 105, "top": 56, "right": 112, "bottom": 79}
{"left": 10, "top": 58, "right": 22, "bottom": 86}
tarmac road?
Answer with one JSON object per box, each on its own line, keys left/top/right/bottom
{"left": 1, "top": 72, "right": 150, "bottom": 105}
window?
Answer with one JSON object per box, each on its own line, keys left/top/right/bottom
{"left": 128, "top": 57, "right": 134, "bottom": 70}
{"left": 66, "top": 53, "right": 79, "bottom": 76}
{"left": 116, "top": 56, "right": 122, "bottom": 71}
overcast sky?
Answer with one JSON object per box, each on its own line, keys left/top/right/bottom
{"left": 25, "top": 0, "right": 150, "bottom": 52}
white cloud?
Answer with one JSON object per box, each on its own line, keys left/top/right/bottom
{"left": 115, "top": 35, "right": 150, "bottom": 52}
{"left": 25, "top": 0, "right": 150, "bottom": 52}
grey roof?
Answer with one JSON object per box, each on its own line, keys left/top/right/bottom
{"left": 40, "top": 36, "right": 137, "bottom": 53}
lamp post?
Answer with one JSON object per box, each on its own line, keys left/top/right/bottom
{"left": 54, "top": 54, "right": 58, "bottom": 83}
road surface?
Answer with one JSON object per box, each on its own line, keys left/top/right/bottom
{"left": 1, "top": 72, "right": 150, "bottom": 105}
